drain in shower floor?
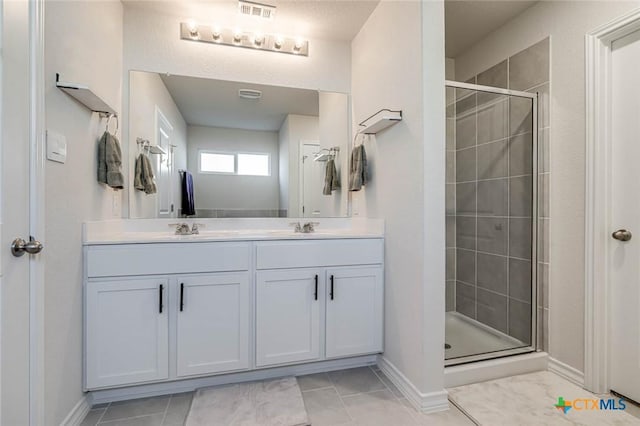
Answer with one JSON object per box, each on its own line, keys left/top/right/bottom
{"left": 445, "top": 343, "right": 451, "bottom": 349}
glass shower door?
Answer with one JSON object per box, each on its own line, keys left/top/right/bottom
{"left": 445, "top": 80, "right": 538, "bottom": 365}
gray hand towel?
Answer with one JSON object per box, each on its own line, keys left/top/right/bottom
{"left": 141, "top": 154, "right": 157, "bottom": 195}
{"left": 323, "top": 158, "right": 340, "bottom": 195}
{"left": 134, "top": 154, "right": 145, "bottom": 191}
{"left": 348, "top": 144, "right": 368, "bottom": 191}
{"left": 97, "top": 131, "right": 124, "bottom": 189}
{"left": 97, "top": 133, "right": 107, "bottom": 185}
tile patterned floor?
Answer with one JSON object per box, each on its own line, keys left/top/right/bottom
{"left": 448, "top": 371, "right": 640, "bottom": 425}
{"left": 80, "top": 367, "right": 640, "bottom": 426}
{"left": 80, "top": 393, "right": 193, "bottom": 426}
{"left": 81, "top": 366, "right": 473, "bottom": 426}
{"left": 299, "top": 366, "right": 473, "bottom": 426}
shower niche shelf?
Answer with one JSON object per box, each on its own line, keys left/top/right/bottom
{"left": 55, "top": 73, "right": 117, "bottom": 117}
{"left": 358, "top": 109, "right": 402, "bottom": 134}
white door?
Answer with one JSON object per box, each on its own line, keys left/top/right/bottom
{"left": 610, "top": 29, "right": 640, "bottom": 402}
{"left": 1, "top": 1, "right": 42, "bottom": 424}
{"left": 300, "top": 142, "right": 323, "bottom": 217}
{"left": 85, "top": 278, "right": 169, "bottom": 389}
{"left": 176, "top": 273, "right": 250, "bottom": 377}
{"left": 325, "top": 267, "right": 384, "bottom": 358}
{"left": 156, "top": 107, "right": 174, "bottom": 218}
{"left": 256, "top": 268, "right": 322, "bottom": 366}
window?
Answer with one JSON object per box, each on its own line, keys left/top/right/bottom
{"left": 198, "top": 151, "right": 270, "bottom": 176}
{"left": 199, "top": 152, "right": 235, "bottom": 174}
{"left": 238, "top": 153, "right": 270, "bottom": 176}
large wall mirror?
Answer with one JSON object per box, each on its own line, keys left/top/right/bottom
{"left": 128, "top": 70, "right": 350, "bottom": 219}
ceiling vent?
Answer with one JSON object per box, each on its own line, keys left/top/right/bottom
{"left": 238, "top": 89, "right": 262, "bottom": 100}
{"left": 238, "top": 1, "right": 276, "bottom": 19}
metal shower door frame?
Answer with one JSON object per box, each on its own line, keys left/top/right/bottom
{"left": 444, "top": 80, "right": 539, "bottom": 366}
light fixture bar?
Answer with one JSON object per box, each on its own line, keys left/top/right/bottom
{"left": 180, "top": 22, "right": 309, "bottom": 56}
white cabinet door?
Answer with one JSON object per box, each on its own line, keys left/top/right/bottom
{"left": 86, "top": 278, "right": 169, "bottom": 389}
{"left": 176, "top": 273, "right": 250, "bottom": 377}
{"left": 325, "top": 267, "right": 384, "bottom": 358}
{"left": 256, "top": 269, "right": 322, "bottom": 366}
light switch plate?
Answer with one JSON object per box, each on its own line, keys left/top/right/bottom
{"left": 46, "top": 130, "right": 67, "bottom": 163}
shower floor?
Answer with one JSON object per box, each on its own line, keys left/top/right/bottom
{"left": 445, "top": 311, "right": 527, "bottom": 362}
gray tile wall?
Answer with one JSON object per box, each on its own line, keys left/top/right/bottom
{"left": 446, "top": 38, "right": 550, "bottom": 349}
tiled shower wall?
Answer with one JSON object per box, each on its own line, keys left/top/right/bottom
{"left": 445, "top": 38, "right": 550, "bottom": 349}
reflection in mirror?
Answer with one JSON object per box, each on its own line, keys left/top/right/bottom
{"left": 128, "top": 71, "right": 350, "bottom": 219}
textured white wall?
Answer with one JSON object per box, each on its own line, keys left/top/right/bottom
{"left": 421, "top": 0, "right": 447, "bottom": 395}
{"left": 318, "top": 92, "right": 350, "bottom": 217}
{"left": 186, "top": 126, "right": 280, "bottom": 210}
{"left": 44, "top": 1, "right": 123, "bottom": 424}
{"left": 278, "top": 120, "right": 290, "bottom": 212}
{"left": 453, "top": 0, "right": 640, "bottom": 373}
{"left": 123, "top": 5, "right": 351, "bottom": 94}
{"left": 129, "top": 71, "right": 187, "bottom": 218}
{"left": 278, "top": 114, "right": 319, "bottom": 215}
{"left": 351, "top": 0, "right": 446, "bottom": 394}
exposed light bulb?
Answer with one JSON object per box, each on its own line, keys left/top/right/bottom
{"left": 233, "top": 29, "right": 243, "bottom": 43}
{"left": 274, "top": 36, "right": 284, "bottom": 50}
{"left": 187, "top": 20, "right": 199, "bottom": 38}
{"left": 293, "top": 37, "right": 304, "bottom": 53}
{"left": 211, "top": 25, "right": 222, "bottom": 41}
{"left": 253, "top": 33, "right": 265, "bottom": 47}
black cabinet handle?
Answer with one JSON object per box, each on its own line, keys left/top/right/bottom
{"left": 159, "top": 284, "right": 164, "bottom": 314}
{"left": 180, "top": 283, "right": 185, "bottom": 312}
{"left": 330, "top": 275, "right": 334, "bottom": 300}
{"left": 314, "top": 275, "right": 318, "bottom": 300}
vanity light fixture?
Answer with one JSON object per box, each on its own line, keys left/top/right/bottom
{"left": 180, "top": 22, "right": 309, "bottom": 56}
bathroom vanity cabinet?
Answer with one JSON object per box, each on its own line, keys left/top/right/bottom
{"left": 84, "top": 237, "right": 384, "bottom": 390}
{"left": 255, "top": 266, "right": 383, "bottom": 366}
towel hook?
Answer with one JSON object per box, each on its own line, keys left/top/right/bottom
{"left": 106, "top": 114, "right": 119, "bottom": 135}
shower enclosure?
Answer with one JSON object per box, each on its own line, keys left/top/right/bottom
{"left": 445, "top": 80, "right": 538, "bottom": 365}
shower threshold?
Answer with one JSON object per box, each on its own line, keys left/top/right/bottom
{"left": 445, "top": 311, "right": 531, "bottom": 365}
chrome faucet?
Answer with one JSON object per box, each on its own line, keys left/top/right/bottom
{"left": 191, "top": 223, "right": 204, "bottom": 234}
{"left": 170, "top": 223, "right": 192, "bottom": 235}
{"left": 303, "top": 222, "right": 319, "bottom": 233}
{"left": 290, "top": 221, "right": 319, "bottom": 233}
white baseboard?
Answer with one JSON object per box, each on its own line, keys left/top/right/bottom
{"left": 88, "top": 355, "right": 377, "bottom": 405}
{"left": 377, "top": 356, "right": 448, "bottom": 414}
{"left": 445, "top": 352, "right": 548, "bottom": 388}
{"left": 548, "top": 357, "right": 585, "bottom": 387}
{"left": 59, "top": 396, "right": 90, "bottom": 426}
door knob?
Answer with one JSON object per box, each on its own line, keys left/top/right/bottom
{"left": 11, "top": 236, "right": 44, "bottom": 257}
{"left": 612, "top": 229, "right": 632, "bottom": 242}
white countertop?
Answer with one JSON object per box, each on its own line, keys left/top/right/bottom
{"left": 83, "top": 218, "right": 384, "bottom": 245}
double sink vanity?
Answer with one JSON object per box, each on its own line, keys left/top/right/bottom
{"left": 83, "top": 218, "right": 384, "bottom": 392}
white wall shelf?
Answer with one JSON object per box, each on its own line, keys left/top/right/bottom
{"left": 358, "top": 109, "right": 402, "bottom": 134}
{"left": 55, "top": 73, "right": 117, "bottom": 117}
